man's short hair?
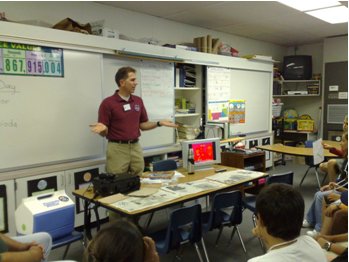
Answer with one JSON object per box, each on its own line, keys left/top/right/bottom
{"left": 115, "top": 67, "right": 136, "bottom": 87}
{"left": 255, "top": 183, "right": 304, "bottom": 241}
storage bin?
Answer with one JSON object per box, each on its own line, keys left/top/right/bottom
{"left": 297, "top": 119, "right": 314, "bottom": 131}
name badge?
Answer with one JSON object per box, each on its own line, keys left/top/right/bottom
{"left": 123, "top": 104, "right": 131, "bottom": 111}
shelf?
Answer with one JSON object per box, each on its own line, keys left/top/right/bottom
{"left": 273, "top": 94, "right": 320, "bottom": 97}
{"left": 175, "top": 87, "right": 200, "bottom": 90}
{"left": 175, "top": 113, "right": 200, "bottom": 118}
{"left": 275, "top": 79, "right": 320, "bottom": 83}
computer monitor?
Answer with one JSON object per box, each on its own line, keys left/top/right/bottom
{"left": 182, "top": 137, "right": 221, "bottom": 171}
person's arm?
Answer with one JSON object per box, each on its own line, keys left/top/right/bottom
{"left": 0, "top": 246, "right": 43, "bottom": 262}
{"left": 319, "top": 233, "right": 348, "bottom": 243}
{"left": 139, "top": 120, "right": 177, "bottom": 131}
{"left": 143, "top": 237, "right": 160, "bottom": 262}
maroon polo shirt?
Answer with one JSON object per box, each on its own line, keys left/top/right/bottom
{"left": 98, "top": 91, "right": 149, "bottom": 141}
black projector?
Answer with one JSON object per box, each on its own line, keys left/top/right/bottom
{"left": 92, "top": 173, "right": 140, "bottom": 197}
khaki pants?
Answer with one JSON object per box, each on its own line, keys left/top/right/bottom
{"left": 106, "top": 141, "right": 144, "bottom": 221}
{"left": 106, "top": 141, "right": 144, "bottom": 176}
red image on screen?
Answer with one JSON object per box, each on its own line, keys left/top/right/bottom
{"left": 192, "top": 142, "right": 214, "bottom": 163}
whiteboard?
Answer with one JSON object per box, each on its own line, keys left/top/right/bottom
{"left": 102, "top": 56, "right": 175, "bottom": 149}
{"left": 207, "top": 66, "right": 272, "bottom": 135}
{"left": 0, "top": 50, "right": 104, "bottom": 171}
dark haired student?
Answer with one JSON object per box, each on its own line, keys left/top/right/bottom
{"left": 90, "top": 66, "right": 177, "bottom": 177}
{"left": 248, "top": 183, "right": 326, "bottom": 262}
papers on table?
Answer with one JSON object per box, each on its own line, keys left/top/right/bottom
{"left": 110, "top": 189, "right": 178, "bottom": 212}
{"left": 108, "top": 169, "right": 264, "bottom": 212}
{"left": 207, "top": 169, "right": 264, "bottom": 185}
{"left": 161, "top": 179, "right": 227, "bottom": 197}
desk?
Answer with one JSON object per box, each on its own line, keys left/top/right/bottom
{"left": 256, "top": 143, "right": 338, "bottom": 158}
{"left": 73, "top": 165, "right": 268, "bottom": 240}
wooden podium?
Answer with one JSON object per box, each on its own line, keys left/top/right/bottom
{"left": 221, "top": 151, "right": 266, "bottom": 172}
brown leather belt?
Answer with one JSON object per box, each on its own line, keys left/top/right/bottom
{"left": 109, "top": 139, "right": 139, "bottom": 144}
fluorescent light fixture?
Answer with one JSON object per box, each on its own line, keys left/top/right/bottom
{"left": 307, "top": 5, "right": 348, "bottom": 24}
{"left": 278, "top": 0, "right": 341, "bottom": 11}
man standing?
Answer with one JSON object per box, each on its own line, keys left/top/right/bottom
{"left": 91, "top": 66, "right": 177, "bottom": 176}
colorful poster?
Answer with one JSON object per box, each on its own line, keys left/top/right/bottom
{"left": 0, "top": 41, "right": 64, "bottom": 77}
{"left": 207, "top": 101, "right": 229, "bottom": 121}
{"left": 229, "top": 100, "right": 245, "bottom": 124}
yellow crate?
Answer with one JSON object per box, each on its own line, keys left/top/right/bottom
{"left": 297, "top": 119, "right": 314, "bottom": 131}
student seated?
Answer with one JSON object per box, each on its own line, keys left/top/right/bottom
{"left": 248, "top": 183, "right": 326, "bottom": 262}
{"left": 303, "top": 133, "right": 348, "bottom": 238}
{"left": 320, "top": 115, "right": 347, "bottom": 183}
{"left": 84, "top": 219, "right": 159, "bottom": 262}
{"left": 0, "top": 232, "right": 52, "bottom": 262}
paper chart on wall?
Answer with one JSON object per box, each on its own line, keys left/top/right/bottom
{"left": 207, "top": 101, "right": 229, "bottom": 121}
{"left": 207, "top": 67, "right": 231, "bottom": 102}
{"left": 140, "top": 61, "right": 174, "bottom": 120}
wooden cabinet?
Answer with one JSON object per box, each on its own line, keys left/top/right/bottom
{"left": 220, "top": 151, "right": 266, "bottom": 172}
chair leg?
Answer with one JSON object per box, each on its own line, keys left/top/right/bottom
{"left": 235, "top": 226, "right": 247, "bottom": 253}
{"left": 299, "top": 166, "right": 311, "bottom": 187}
{"left": 194, "top": 243, "right": 204, "bottom": 262}
{"left": 314, "top": 168, "right": 321, "bottom": 189}
{"left": 145, "top": 212, "right": 154, "bottom": 230}
{"left": 215, "top": 226, "right": 224, "bottom": 246}
{"left": 62, "top": 243, "right": 71, "bottom": 260}
{"left": 229, "top": 226, "right": 237, "bottom": 242}
{"left": 201, "top": 238, "right": 210, "bottom": 262}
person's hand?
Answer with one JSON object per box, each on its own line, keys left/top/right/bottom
{"left": 325, "top": 204, "right": 340, "bottom": 217}
{"left": 317, "top": 237, "right": 329, "bottom": 248}
{"left": 143, "top": 236, "right": 159, "bottom": 262}
{"left": 322, "top": 142, "right": 332, "bottom": 150}
{"left": 320, "top": 184, "right": 330, "bottom": 192}
{"left": 327, "top": 193, "right": 340, "bottom": 202}
{"left": 159, "top": 120, "right": 178, "bottom": 128}
{"left": 90, "top": 123, "right": 107, "bottom": 134}
{"left": 28, "top": 245, "right": 44, "bottom": 262}
{"left": 18, "top": 241, "right": 37, "bottom": 251}
{"left": 328, "top": 182, "right": 338, "bottom": 190}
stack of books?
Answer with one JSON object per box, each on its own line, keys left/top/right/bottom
{"left": 177, "top": 124, "right": 200, "bottom": 140}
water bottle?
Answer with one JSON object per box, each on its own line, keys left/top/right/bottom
{"left": 187, "top": 148, "right": 195, "bottom": 174}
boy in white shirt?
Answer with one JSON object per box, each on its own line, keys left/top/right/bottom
{"left": 248, "top": 184, "right": 326, "bottom": 262}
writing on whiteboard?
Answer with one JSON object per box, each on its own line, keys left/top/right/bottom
{"left": 0, "top": 119, "right": 18, "bottom": 128}
{"left": 0, "top": 80, "right": 18, "bottom": 95}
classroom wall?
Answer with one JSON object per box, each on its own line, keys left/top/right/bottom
{"left": 0, "top": 1, "right": 287, "bottom": 60}
{"left": 323, "top": 35, "right": 348, "bottom": 63}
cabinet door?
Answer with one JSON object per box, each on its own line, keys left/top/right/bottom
{"left": 15, "top": 172, "right": 65, "bottom": 207}
{"left": 64, "top": 165, "right": 107, "bottom": 227}
{"left": 0, "top": 180, "right": 16, "bottom": 235}
{"left": 260, "top": 136, "right": 273, "bottom": 168}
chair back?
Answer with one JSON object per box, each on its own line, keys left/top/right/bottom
{"left": 267, "top": 171, "right": 294, "bottom": 185}
{"left": 208, "top": 191, "right": 243, "bottom": 230}
{"left": 153, "top": 159, "right": 177, "bottom": 171}
{"left": 164, "top": 204, "right": 202, "bottom": 252}
{"left": 304, "top": 140, "right": 315, "bottom": 166}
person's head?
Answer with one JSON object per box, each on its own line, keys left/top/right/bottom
{"left": 115, "top": 67, "right": 137, "bottom": 94}
{"left": 85, "top": 219, "right": 144, "bottom": 262}
{"left": 255, "top": 183, "right": 304, "bottom": 241}
{"left": 341, "top": 132, "right": 348, "bottom": 157}
{"left": 343, "top": 115, "right": 348, "bottom": 132}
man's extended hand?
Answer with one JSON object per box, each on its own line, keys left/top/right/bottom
{"left": 90, "top": 123, "right": 108, "bottom": 135}
{"left": 159, "top": 120, "right": 178, "bottom": 128}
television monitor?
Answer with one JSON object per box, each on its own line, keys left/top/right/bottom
{"left": 182, "top": 137, "right": 221, "bottom": 171}
{"left": 283, "top": 55, "right": 312, "bottom": 80}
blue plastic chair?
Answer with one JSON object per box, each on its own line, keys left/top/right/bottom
{"left": 51, "top": 230, "right": 84, "bottom": 259}
{"left": 201, "top": 190, "right": 246, "bottom": 252}
{"left": 243, "top": 171, "right": 294, "bottom": 251}
{"left": 150, "top": 204, "right": 209, "bottom": 262}
{"left": 299, "top": 140, "right": 322, "bottom": 188}
{"left": 145, "top": 159, "right": 178, "bottom": 229}
{"left": 153, "top": 159, "right": 178, "bottom": 171}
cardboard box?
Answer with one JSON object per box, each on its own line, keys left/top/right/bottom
{"left": 92, "top": 27, "right": 119, "bottom": 38}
